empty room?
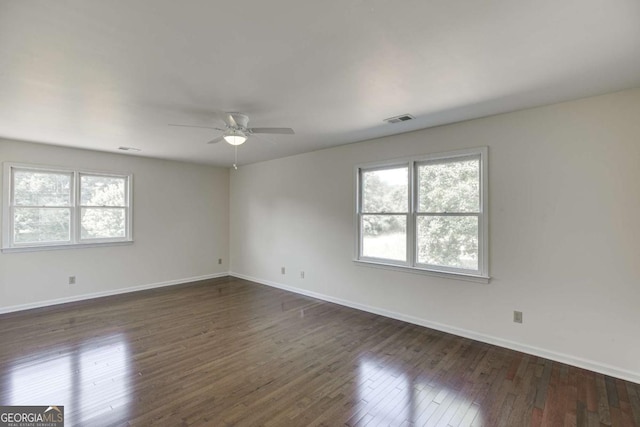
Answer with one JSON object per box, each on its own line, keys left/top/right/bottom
{"left": 1, "top": 1, "right": 639, "bottom": 426}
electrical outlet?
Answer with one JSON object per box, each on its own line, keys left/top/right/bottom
{"left": 218, "top": 258, "right": 222, "bottom": 265}
{"left": 300, "top": 271, "right": 305, "bottom": 279}
{"left": 281, "top": 267, "right": 286, "bottom": 275}
{"left": 68, "top": 276, "right": 76, "bottom": 285}
{"left": 513, "top": 311, "right": 523, "bottom": 324}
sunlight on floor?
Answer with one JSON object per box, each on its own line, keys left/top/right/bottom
{"left": 7, "top": 333, "right": 132, "bottom": 425}
{"left": 356, "top": 359, "right": 483, "bottom": 426}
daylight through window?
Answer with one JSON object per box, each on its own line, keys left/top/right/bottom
{"left": 356, "top": 148, "right": 488, "bottom": 279}
{"left": 3, "top": 164, "right": 132, "bottom": 251}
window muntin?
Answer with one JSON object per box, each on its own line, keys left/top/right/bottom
{"left": 356, "top": 148, "right": 488, "bottom": 279}
{"left": 3, "top": 164, "right": 132, "bottom": 251}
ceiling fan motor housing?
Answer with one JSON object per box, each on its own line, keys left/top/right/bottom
{"left": 228, "top": 113, "right": 249, "bottom": 129}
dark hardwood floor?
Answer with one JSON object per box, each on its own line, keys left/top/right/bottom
{"left": 0, "top": 277, "right": 638, "bottom": 426}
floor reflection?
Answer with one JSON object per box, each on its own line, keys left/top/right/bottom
{"left": 6, "top": 333, "right": 132, "bottom": 426}
{"left": 9, "top": 352, "right": 72, "bottom": 405}
{"left": 355, "top": 358, "right": 483, "bottom": 426}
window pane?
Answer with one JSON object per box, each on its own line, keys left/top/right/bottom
{"left": 361, "top": 214, "right": 406, "bottom": 261}
{"left": 81, "top": 175, "right": 126, "bottom": 206}
{"left": 81, "top": 208, "right": 126, "bottom": 239}
{"left": 14, "top": 208, "right": 71, "bottom": 243}
{"left": 14, "top": 170, "right": 71, "bottom": 206}
{"left": 416, "top": 216, "right": 478, "bottom": 270}
{"left": 362, "top": 167, "right": 408, "bottom": 213}
{"left": 417, "top": 158, "right": 479, "bottom": 213}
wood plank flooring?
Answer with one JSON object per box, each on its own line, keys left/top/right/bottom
{"left": 1, "top": 277, "right": 638, "bottom": 426}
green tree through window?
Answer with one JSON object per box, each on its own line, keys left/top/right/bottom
{"left": 3, "top": 164, "right": 132, "bottom": 250}
{"left": 356, "top": 148, "right": 488, "bottom": 278}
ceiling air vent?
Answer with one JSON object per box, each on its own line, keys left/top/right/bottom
{"left": 384, "top": 114, "right": 415, "bottom": 124}
{"left": 118, "top": 146, "right": 141, "bottom": 152}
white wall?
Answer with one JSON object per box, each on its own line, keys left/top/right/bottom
{"left": 0, "top": 139, "right": 229, "bottom": 311}
{"left": 230, "top": 88, "right": 640, "bottom": 382}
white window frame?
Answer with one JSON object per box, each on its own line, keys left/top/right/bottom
{"left": 2, "top": 162, "right": 133, "bottom": 253}
{"left": 356, "top": 163, "right": 411, "bottom": 267}
{"left": 354, "top": 147, "right": 489, "bottom": 283}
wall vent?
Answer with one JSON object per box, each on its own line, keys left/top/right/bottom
{"left": 384, "top": 114, "right": 415, "bottom": 124}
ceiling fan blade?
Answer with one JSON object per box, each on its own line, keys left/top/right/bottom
{"left": 225, "top": 113, "right": 238, "bottom": 128}
{"left": 206, "top": 136, "right": 225, "bottom": 144}
{"left": 169, "top": 124, "right": 224, "bottom": 131}
{"left": 249, "top": 127, "right": 295, "bottom": 135}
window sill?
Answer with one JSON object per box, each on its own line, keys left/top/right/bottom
{"left": 353, "top": 259, "right": 490, "bottom": 284}
{"left": 2, "top": 240, "right": 134, "bottom": 254}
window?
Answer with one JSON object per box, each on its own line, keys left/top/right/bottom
{"left": 12, "top": 169, "right": 73, "bottom": 245}
{"left": 355, "top": 147, "right": 488, "bottom": 280}
{"left": 361, "top": 166, "right": 409, "bottom": 262}
{"left": 80, "top": 174, "right": 128, "bottom": 240}
{"left": 3, "top": 163, "right": 132, "bottom": 251}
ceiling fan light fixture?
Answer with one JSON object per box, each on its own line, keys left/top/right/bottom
{"left": 223, "top": 129, "right": 247, "bottom": 145}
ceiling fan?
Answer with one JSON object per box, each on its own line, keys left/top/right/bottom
{"left": 169, "top": 112, "right": 294, "bottom": 146}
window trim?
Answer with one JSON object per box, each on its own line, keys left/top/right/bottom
{"left": 2, "top": 162, "right": 133, "bottom": 253}
{"left": 354, "top": 147, "right": 489, "bottom": 282}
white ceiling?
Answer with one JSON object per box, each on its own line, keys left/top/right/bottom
{"left": 1, "top": 1, "right": 639, "bottom": 167}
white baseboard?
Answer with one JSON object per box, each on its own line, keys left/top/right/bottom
{"left": 0, "top": 272, "right": 229, "bottom": 315}
{"left": 230, "top": 272, "right": 640, "bottom": 385}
